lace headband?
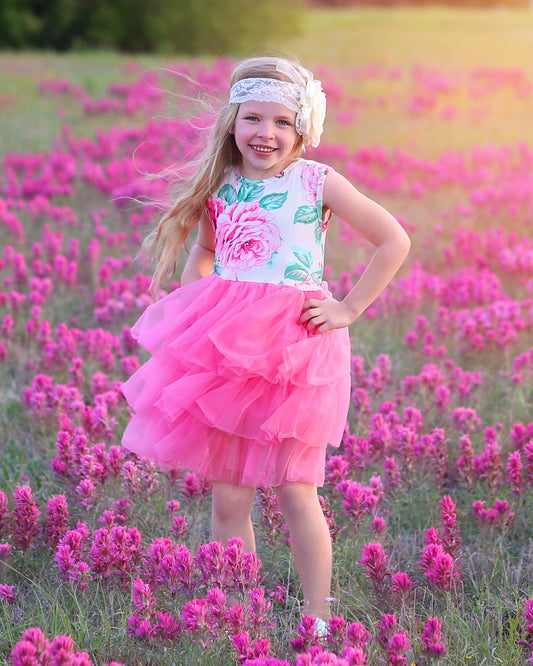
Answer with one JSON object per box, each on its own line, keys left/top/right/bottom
{"left": 229, "top": 75, "right": 326, "bottom": 148}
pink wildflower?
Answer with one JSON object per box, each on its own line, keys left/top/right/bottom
{"left": 428, "top": 428, "right": 449, "bottom": 486}
{"left": 0, "top": 491, "right": 8, "bottom": 539}
{"left": 195, "top": 541, "right": 226, "bottom": 587}
{"left": 425, "top": 549, "right": 458, "bottom": 591}
{"left": 522, "top": 598, "right": 533, "bottom": 647}
{"left": 131, "top": 577, "right": 156, "bottom": 617}
{"left": 456, "top": 434, "right": 474, "bottom": 488}
{"left": 473, "top": 440, "right": 503, "bottom": 490}
{"left": 0, "top": 583, "right": 18, "bottom": 603}
{"left": 525, "top": 442, "right": 533, "bottom": 487}
{"left": 205, "top": 587, "right": 227, "bottom": 634}
{"left": 126, "top": 613, "right": 153, "bottom": 639}
{"left": 0, "top": 542, "right": 11, "bottom": 566}
{"left": 345, "top": 621, "right": 370, "bottom": 651}
{"left": 248, "top": 587, "right": 274, "bottom": 636}
{"left": 509, "top": 423, "right": 533, "bottom": 451}
{"left": 451, "top": 407, "right": 481, "bottom": 433}
{"left": 376, "top": 614, "right": 411, "bottom": 665}
{"left": 152, "top": 611, "right": 181, "bottom": 640}
{"left": 340, "top": 646, "right": 368, "bottom": 665}
{"left": 371, "top": 516, "right": 387, "bottom": 535}
{"left": 171, "top": 515, "right": 190, "bottom": 540}
{"left": 336, "top": 480, "right": 379, "bottom": 531}
{"left": 45, "top": 495, "right": 69, "bottom": 548}
{"left": 472, "top": 498, "right": 514, "bottom": 528}
{"left": 76, "top": 478, "right": 97, "bottom": 510}
{"left": 326, "top": 455, "right": 350, "bottom": 487}
{"left": 359, "top": 542, "right": 390, "bottom": 593}
{"left": 419, "top": 528, "right": 459, "bottom": 592}
{"left": 506, "top": 450, "right": 523, "bottom": 496}
{"left": 390, "top": 572, "right": 413, "bottom": 599}
{"left": 290, "top": 615, "right": 323, "bottom": 652}
{"left": 181, "top": 471, "right": 211, "bottom": 500}
{"left": 439, "top": 495, "right": 462, "bottom": 559}
{"left": 383, "top": 456, "right": 402, "bottom": 492}
{"left": 224, "top": 537, "right": 263, "bottom": 594}
{"left": 324, "top": 615, "right": 345, "bottom": 653}
{"left": 11, "top": 486, "right": 40, "bottom": 551}
{"left": 181, "top": 597, "right": 209, "bottom": 633}
{"left": 420, "top": 617, "right": 447, "bottom": 657}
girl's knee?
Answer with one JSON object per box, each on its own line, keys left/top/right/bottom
{"left": 212, "top": 482, "right": 255, "bottom": 522}
{"left": 274, "top": 482, "right": 319, "bottom": 517}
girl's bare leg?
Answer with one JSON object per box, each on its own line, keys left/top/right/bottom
{"left": 274, "top": 482, "right": 332, "bottom": 621}
{"left": 211, "top": 481, "right": 256, "bottom": 552}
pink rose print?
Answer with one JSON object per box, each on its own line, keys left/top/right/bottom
{"left": 215, "top": 201, "right": 282, "bottom": 271}
{"left": 301, "top": 163, "right": 322, "bottom": 203}
{"left": 206, "top": 197, "right": 225, "bottom": 227}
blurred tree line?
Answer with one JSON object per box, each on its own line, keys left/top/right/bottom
{"left": 0, "top": 0, "right": 303, "bottom": 53}
{"left": 310, "top": 0, "right": 527, "bottom": 5}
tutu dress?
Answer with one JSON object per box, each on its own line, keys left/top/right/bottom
{"left": 121, "top": 158, "right": 352, "bottom": 487}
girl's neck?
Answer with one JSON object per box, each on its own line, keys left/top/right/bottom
{"left": 237, "top": 156, "right": 299, "bottom": 181}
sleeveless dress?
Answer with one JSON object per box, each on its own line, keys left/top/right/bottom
{"left": 121, "top": 159, "right": 351, "bottom": 487}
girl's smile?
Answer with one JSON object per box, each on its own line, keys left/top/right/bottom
{"left": 233, "top": 100, "right": 299, "bottom": 179}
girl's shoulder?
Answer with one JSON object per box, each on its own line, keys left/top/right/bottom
{"left": 291, "top": 158, "right": 333, "bottom": 176}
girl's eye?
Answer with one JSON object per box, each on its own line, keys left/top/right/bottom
{"left": 277, "top": 120, "right": 291, "bottom": 126}
{"left": 244, "top": 115, "right": 259, "bottom": 121}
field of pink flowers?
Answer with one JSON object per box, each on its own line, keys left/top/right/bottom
{"left": 1, "top": 49, "right": 533, "bottom": 665}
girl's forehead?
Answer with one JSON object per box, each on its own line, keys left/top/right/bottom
{"left": 237, "top": 100, "right": 296, "bottom": 119}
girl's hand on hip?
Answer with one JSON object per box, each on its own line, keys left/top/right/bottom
{"left": 299, "top": 297, "right": 355, "bottom": 333}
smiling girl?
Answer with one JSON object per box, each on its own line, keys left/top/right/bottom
{"left": 121, "top": 56, "right": 410, "bottom": 634}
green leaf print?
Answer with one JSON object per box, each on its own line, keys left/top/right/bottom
{"left": 237, "top": 180, "right": 265, "bottom": 202}
{"left": 283, "top": 247, "right": 321, "bottom": 285}
{"left": 294, "top": 205, "right": 319, "bottom": 225}
{"left": 259, "top": 192, "right": 288, "bottom": 210}
{"left": 314, "top": 199, "right": 325, "bottom": 245}
{"left": 292, "top": 247, "right": 313, "bottom": 269}
{"left": 314, "top": 222, "right": 323, "bottom": 245}
{"left": 218, "top": 184, "right": 238, "bottom": 205}
{"left": 284, "top": 265, "right": 310, "bottom": 282}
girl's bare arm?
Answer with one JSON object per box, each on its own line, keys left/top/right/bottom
{"left": 180, "top": 214, "right": 216, "bottom": 286}
{"left": 300, "top": 170, "right": 411, "bottom": 333}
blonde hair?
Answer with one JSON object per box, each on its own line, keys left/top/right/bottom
{"left": 146, "top": 56, "right": 312, "bottom": 294}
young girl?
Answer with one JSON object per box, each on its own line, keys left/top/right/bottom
{"left": 121, "top": 56, "right": 410, "bottom": 631}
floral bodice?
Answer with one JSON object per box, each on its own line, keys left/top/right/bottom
{"left": 207, "top": 159, "right": 332, "bottom": 291}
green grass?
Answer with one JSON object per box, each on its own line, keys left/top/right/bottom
{"left": 289, "top": 7, "right": 533, "bottom": 69}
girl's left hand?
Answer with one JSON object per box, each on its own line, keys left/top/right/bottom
{"left": 299, "top": 297, "right": 356, "bottom": 333}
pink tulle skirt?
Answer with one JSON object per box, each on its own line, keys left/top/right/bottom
{"left": 121, "top": 274, "right": 351, "bottom": 487}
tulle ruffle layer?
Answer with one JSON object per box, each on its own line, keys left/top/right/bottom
{"left": 121, "top": 274, "right": 351, "bottom": 487}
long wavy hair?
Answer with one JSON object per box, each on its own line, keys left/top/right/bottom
{"left": 145, "top": 56, "right": 311, "bottom": 294}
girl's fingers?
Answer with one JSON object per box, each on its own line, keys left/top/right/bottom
{"left": 302, "top": 298, "right": 322, "bottom": 310}
{"left": 299, "top": 307, "right": 323, "bottom": 326}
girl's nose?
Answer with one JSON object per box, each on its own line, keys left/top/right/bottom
{"left": 257, "top": 121, "right": 275, "bottom": 139}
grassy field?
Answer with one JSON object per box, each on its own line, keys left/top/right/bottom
{"left": 1, "top": 7, "right": 533, "bottom": 665}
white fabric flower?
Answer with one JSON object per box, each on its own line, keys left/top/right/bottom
{"left": 296, "top": 79, "right": 326, "bottom": 148}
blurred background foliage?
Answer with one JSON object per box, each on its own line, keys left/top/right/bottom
{"left": 1, "top": 0, "right": 529, "bottom": 55}
{"left": 0, "top": 0, "right": 304, "bottom": 53}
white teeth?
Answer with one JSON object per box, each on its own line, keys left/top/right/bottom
{"left": 252, "top": 146, "right": 275, "bottom": 153}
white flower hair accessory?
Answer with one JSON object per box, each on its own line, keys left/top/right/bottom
{"left": 228, "top": 68, "right": 327, "bottom": 148}
{"left": 295, "top": 79, "right": 326, "bottom": 148}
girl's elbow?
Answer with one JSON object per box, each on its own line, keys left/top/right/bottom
{"left": 397, "top": 228, "right": 411, "bottom": 258}
{"left": 402, "top": 234, "right": 412, "bottom": 257}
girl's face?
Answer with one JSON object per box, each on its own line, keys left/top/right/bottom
{"left": 232, "top": 101, "right": 299, "bottom": 180}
